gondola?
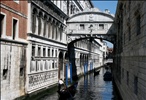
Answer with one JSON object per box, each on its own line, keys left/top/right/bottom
{"left": 57, "top": 82, "right": 78, "bottom": 99}
{"left": 94, "top": 70, "right": 100, "bottom": 76}
{"left": 103, "top": 71, "right": 112, "bottom": 81}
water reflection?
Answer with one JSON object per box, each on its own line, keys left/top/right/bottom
{"left": 40, "top": 67, "right": 121, "bottom": 100}
{"left": 74, "top": 68, "right": 113, "bottom": 100}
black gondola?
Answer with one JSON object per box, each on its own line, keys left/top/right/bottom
{"left": 94, "top": 70, "right": 100, "bottom": 76}
{"left": 57, "top": 82, "right": 78, "bottom": 99}
{"left": 103, "top": 71, "right": 112, "bottom": 81}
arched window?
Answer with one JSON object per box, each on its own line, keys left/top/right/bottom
{"left": 32, "top": 9, "right": 37, "bottom": 33}
{"left": 56, "top": 23, "right": 58, "bottom": 40}
{"left": 52, "top": 21, "right": 55, "bottom": 39}
{"left": 48, "top": 18, "right": 51, "bottom": 38}
{"left": 38, "top": 12, "right": 43, "bottom": 35}
{"left": 59, "top": 25, "right": 63, "bottom": 41}
{"left": 43, "top": 15, "right": 47, "bottom": 37}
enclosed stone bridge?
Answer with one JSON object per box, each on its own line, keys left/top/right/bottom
{"left": 65, "top": 8, "right": 116, "bottom": 80}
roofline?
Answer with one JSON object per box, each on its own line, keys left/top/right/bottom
{"left": 68, "top": 11, "right": 114, "bottom": 21}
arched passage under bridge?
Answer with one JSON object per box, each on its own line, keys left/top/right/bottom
{"left": 67, "top": 33, "right": 116, "bottom": 81}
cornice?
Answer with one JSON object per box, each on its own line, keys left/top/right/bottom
{"left": 27, "top": 33, "right": 67, "bottom": 46}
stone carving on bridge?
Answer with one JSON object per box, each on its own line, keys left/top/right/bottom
{"left": 89, "top": 14, "right": 94, "bottom": 21}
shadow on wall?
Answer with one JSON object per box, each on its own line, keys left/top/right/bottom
{"left": 68, "top": 43, "right": 78, "bottom": 81}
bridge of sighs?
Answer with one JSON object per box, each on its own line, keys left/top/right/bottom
{"left": 64, "top": 8, "right": 116, "bottom": 81}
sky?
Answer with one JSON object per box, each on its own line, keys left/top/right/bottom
{"left": 92, "top": 1, "right": 118, "bottom": 48}
{"left": 92, "top": 1, "right": 118, "bottom": 14}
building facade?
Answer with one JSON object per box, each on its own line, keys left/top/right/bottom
{"left": 26, "top": 0, "right": 68, "bottom": 94}
{"left": 26, "top": 0, "right": 94, "bottom": 94}
{"left": 114, "top": 1, "right": 146, "bottom": 100}
{"left": 0, "top": 0, "right": 28, "bottom": 100}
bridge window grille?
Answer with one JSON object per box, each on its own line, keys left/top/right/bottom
{"left": 99, "top": 24, "right": 104, "bottom": 29}
{"left": 80, "top": 24, "right": 85, "bottom": 30}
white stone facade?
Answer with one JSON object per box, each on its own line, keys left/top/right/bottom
{"left": 26, "top": 0, "right": 68, "bottom": 93}
{"left": 25, "top": 0, "right": 94, "bottom": 94}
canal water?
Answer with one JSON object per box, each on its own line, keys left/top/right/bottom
{"left": 36, "top": 67, "right": 121, "bottom": 100}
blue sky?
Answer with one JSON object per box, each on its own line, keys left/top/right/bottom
{"left": 92, "top": 1, "right": 118, "bottom": 48}
{"left": 92, "top": 1, "right": 118, "bottom": 14}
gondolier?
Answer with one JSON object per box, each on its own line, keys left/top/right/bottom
{"left": 57, "top": 81, "right": 78, "bottom": 99}
{"left": 58, "top": 78, "right": 64, "bottom": 91}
